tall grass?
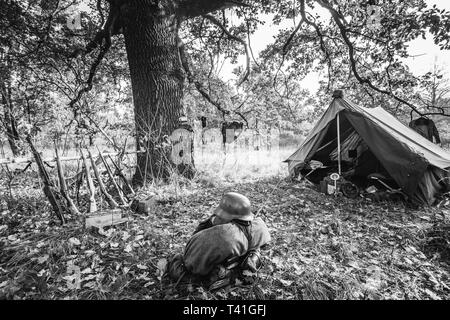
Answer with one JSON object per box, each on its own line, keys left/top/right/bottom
{"left": 1, "top": 134, "right": 297, "bottom": 186}
{"left": 194, "top": 144, "right": 295, "bottom": 183}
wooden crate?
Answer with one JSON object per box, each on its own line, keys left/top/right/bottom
{"left": 85, "top": 209, "right": 128, "bottom": 229}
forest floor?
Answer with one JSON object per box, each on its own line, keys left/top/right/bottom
{"left": 1, "top": 172, "right": 450, "bottom": 300}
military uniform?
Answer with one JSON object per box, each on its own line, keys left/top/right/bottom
{"left": 168, "top": 193, "right": 271, "bottom": 290}
{"left": 409, "top": 117, "right": 441, "bottom": 144}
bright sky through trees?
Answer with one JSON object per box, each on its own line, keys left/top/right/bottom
{"left": 220, "top": 0, "right": 450, "bottom": 94}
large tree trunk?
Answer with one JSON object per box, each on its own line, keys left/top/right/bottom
{"left": 122, "top": 1, "right": 192, "bottom": 185}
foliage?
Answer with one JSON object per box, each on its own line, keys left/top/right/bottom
{"left": 0, "top": 0, "right": 133, "bottom": 155}
{"left": 176, "top": 0, "right": 450, "bottom": 138}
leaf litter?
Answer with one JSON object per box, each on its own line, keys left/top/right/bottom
{"left": 0, "top": 176, "right": 450, "bottom": 299}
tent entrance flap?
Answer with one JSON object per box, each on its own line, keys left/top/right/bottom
{"left": 309, "top": 112, "right": 366, "bottom": 167}
{"left": 344, "top": 110, "right": 429, "bottom": 196}
{"left": 310, "top": 112, "right": 352, "bottom": 163}
{"left": 307, "top": 110, "right": 424, "bottom": 194}
{"left": 303, "top": 112, "right": 394, "bottom": 188}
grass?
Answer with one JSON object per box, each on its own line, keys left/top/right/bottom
{"left": 194, "top": 144, "right": 295, "bottom": 182}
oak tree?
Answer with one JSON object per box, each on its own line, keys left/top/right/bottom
{"left": 4, "top": 0, "right": 447, "bottom": 182}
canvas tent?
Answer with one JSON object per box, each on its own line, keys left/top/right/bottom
{"left": 285, "top": 91, "right": 450, "bottom": 205}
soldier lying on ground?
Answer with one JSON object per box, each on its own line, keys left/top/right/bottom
{"left": 167, "top": 192, "right": 271, "bottom": 291}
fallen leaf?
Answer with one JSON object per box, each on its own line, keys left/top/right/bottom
{"left": 424, "top": 289, "right": 441, "bottom": 300}
{"left": 122, "top": 231, "right": 131, "bottom": 241}
{"left": 99, "top": 228, "right": 115, "bottom": 237}
{"left": 37, "top": 255, "right": 49, "bottom": 264}
{"left": 404, "top": 257, "right": 413, "bottom": 265}
{"left": 69, "top": 238, "right": 81, "bottom": 246}
{"left": 84, "top": 250, "right": 95, "bottom": 256}
{"left": 83, "top": 281, "right": 97, "bottom": 289}
{"left": 157, "top": 259, "right": 167, "bottom": 272}
{"left": 137, "top": 264, "right": 148, "bottom": 270}
{"left": 83, "top": 274, "right": 97, "bottom": 281}
{"left": 242, "top": 270, "right": 256, "bottom": 277}
{"left": 271, "top": 256, "right": 283, "bottom": 268}
{"left": 279, "top": 279, "right": 293, "bottom": 287}
{"left": 36, "top": 242, "right": 46, "bottom": 248}
{"left": 110, "top": 242, "right": 119, "bottom": 249}
{"left": 81, "top": 268, "right": 92, "bottom": 274}
{"left": 37, "top": 269, "right": 47, "bottom": 277}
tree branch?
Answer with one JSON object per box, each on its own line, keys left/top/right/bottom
{"left": 203, "top": 14, "right": 250, "bottom": 86}
{"left": 68, "top": 0, "right": 124, "bottom": 111}
{"left": 178, "top": 36, "right": 230, "bottom": 116}
{"left": 316, "top": 0, "right": 433, "bottom": 116}
{"left": 178, "top": 35, "right": 249, "bottom": 126}
{"left": 177, "top": 0, "right": 249, "bottom": 20}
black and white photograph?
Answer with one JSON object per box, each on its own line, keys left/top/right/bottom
{"left": 1, "top": 0, "right": 450, "bottom": 309}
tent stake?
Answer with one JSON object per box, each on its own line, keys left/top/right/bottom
{"left": 337, "top": 112, "right": 342, "bottom": 176}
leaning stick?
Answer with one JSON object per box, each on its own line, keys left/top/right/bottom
{"left": 27, "top": 137, "right": 65, "bottom": 224}
{"left": 75, "top": 157, "right": 84, "bottom": 206}
{"left": 80, "top": 149, "right": 97, "bottom": 213}
{"left": 108, "top": 155, "right": 135, "bottom": 195}
{"left": 97, "top": 148, "right": 128, "bottom": 206}
{"left": 88, "top": 150, "right": 118, "bottom": 209}
{"left": 55, "top": 146, "right": 80, "bottom": 215}
{"left": 67, "top": 155, "right": 103, "bottom": 187}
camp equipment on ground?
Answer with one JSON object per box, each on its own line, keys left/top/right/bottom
{"left": 330, "top": 173, "right": 340, "bottom": 195}
{"left": 368, "top": 174, "right": 408, "bottom": 201}
{"left": 341, "top": 181, "right": 360, "bottom": 199}
{"left": 320, "top": 175, "right": 341, "bottom": 195}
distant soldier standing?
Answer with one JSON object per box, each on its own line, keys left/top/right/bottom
{"left": 170, "top": 116, "right": 195, "bottom": 178}
{"left": 409, "top": 116, "right": 441, "bottom": 145}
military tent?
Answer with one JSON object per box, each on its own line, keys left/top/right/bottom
{"left": 285, "top": 91, "right": 450, "bottom": 205}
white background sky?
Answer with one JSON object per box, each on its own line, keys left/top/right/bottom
{"left": 221, "top": 0, "right": 450, "bottom": 93}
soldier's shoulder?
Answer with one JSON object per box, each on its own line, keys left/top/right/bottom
{"left": 192, "top": 223, "right": 240, "bottom": 241}
{"left": 252, "top": 217, "right": 268, "bottom": 227}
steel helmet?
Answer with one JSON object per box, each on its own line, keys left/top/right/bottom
{"left": 214, "top": 192, "right": 253, "bottom": 222}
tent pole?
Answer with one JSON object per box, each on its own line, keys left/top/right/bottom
{"left": 337, "top": 112, "right": 342, "bottom": 175}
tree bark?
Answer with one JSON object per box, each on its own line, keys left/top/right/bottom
{"left": 122, "top": 0, "right": 189, "bottom": 185}
{"left": 1, "top": 82, "right": 20, "bottom": 157}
